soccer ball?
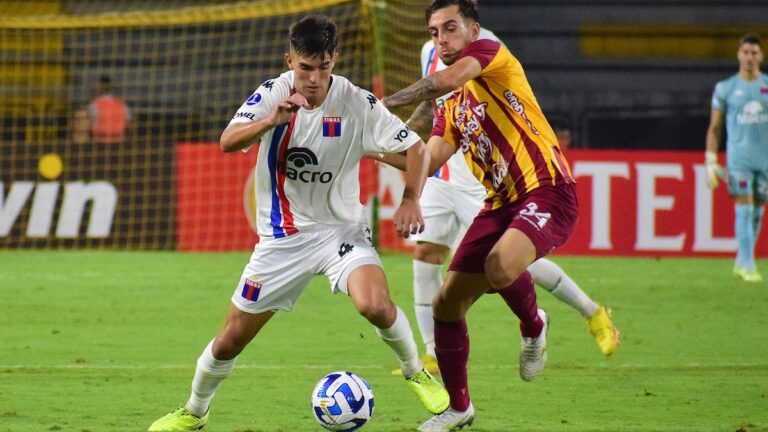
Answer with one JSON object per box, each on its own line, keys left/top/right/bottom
{"left": 311, "top": 371, "right": 374, "bottom": 431}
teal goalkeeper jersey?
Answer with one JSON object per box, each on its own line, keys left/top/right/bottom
{"left": 711, "top": 73, "right": 768, "bottom": 171}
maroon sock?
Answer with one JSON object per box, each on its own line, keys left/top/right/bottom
{"left": 434, "top": 318, "right": 470, "bottom": 411}
{"left": 490, "top": 271, "right": 542, "bottom": 337}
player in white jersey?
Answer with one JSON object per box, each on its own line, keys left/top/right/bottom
{"left": 383, "top": 26, "right": 618, "bottom": 376}
{"left": 148, "top": 15, "right": 448, "bottom": 432}
{"left": 706, "top": 33, "right": 768, "bottom": 283}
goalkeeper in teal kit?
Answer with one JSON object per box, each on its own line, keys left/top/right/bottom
{"left": 705, "top": 34, "right": 768, "bottom": 282}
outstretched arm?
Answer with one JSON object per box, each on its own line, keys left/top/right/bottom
{"left": 382, "top": 56, "right": 482, "bottom": 109}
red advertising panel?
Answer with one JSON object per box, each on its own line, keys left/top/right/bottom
{"left": 176, "top": 143, "right": 258, "bottom": 251}
{"left": 559, "top": 149, "right": 765, "bottom": 257}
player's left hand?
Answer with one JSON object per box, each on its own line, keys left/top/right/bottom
{"left": 705, "top": 151, "right": 724, "bottom": 189}
{"left": 393, "top": 197, "right": 424, "bottom": 238}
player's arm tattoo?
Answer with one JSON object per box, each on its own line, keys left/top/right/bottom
{"left": 406, "top": 100, "right": 434, "bottom": 138}
{"left": 383, "top": 75, "right": 443, "bottom": 109}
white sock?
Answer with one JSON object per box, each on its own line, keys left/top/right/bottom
{"left": 375, "top": 306, "right": 422, "bottom": 377}
{"left": 413, "top": 260, "right": 443, "bottom": 357}
{"left": 528, "top": 258, "right": 599, "bottom": 318}
{"left": 185, "top": 339, "right": 237, "bottom": 417}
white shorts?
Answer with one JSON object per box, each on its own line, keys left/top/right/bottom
{"left": 411, "top": 178, "right": 484, "bottom": 248}
{"left": 231, "top": 224, "right": 382, "bottom": 313}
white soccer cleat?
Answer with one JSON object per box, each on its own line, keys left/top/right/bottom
{"left": 418, "top": 402, "right": 475, "bottom": 432}
{"left": 519, "top": 308, "right": 548, "bottom": 382}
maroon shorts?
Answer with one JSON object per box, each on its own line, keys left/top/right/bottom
{"left": 449, "top": 184, "right": 578, "bottom": 274}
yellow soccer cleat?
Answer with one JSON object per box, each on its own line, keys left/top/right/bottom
{"left": 148, "top": 407, "right": 208, "bottom": 431}
{"left": 734, "top": 266, "right": 763, "bottom": 282}
{"left": 741, "top": 270, "right": 764, "bottom": 283}
{"left": 587, "top": 305, "right": 620, "bottom": 356}
{"left": 733, "top": 266, "right": 746, "bottom": 278}
{"left": 406, "top": 369, "right": 450, "bottom": 414}
{"left": 392, "top": 354, "right": 441, "bottom": 376}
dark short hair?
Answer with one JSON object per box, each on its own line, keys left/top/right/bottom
{"left": 426, "top": 0, "right": 480, "bottom": 24}
{"left": 740, "top": 33, "right": 762, "bottom": 48}
{"left": 98, "top": 75, "right": 111, "bottom": 84}
{"left": 289, "top": 15, "right": 337, "bottom": 57}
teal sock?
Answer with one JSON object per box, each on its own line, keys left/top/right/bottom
{"left": 753, "top": 205, "right": 764, "bottom": 242}
{"left": 735, "top": 204, "right": 755, "bottom": 270}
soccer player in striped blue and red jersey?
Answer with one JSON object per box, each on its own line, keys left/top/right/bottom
{"left": 382, "top": 1, "right": 578, "bottom": 430}
{"left": 148, "top": 15, "right": 449, "bottom": 432}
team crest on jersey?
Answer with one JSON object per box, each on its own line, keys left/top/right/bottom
{"left": 323, "top": 116, "right": 342, "bottom": 137}
{"left": 241, "top": 276, "right": 262, "bottom": 301}
{"left": 761, "top": 86, "right": 768, "bottom": 95}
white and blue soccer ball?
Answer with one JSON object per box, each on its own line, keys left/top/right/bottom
{"left": 311, "top": 371, "right": 374, "bottom": 431}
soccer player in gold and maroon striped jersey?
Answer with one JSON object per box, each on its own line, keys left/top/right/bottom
{"left": 382, "top": 1, "right": 579, "bottom": 430}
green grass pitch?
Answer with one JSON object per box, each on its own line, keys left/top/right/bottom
{"left": 1, "top": 251, "right": 767, "bottom": 432}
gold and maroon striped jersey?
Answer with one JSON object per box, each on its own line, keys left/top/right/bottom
{"left": 432, "top": 39, "right": 574, "bottom": 210}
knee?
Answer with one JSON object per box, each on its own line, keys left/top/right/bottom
{"left": 484, "top": 252, "right": 527, "bottom": 289}
{"left": 432, "top": 290, "right": 447, "bottom": 316}
{"left": 414, "top": 242, "right": 449, "bottom": 265}
{"left": 359, "top": 300, "right": 396, "bottom": 328}
{"left": 432, "top": 289, "right": 464, "bottom": 321}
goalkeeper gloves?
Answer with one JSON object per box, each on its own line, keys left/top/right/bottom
{"left": 705, "top": 151, "right": 724, "bottom": 189}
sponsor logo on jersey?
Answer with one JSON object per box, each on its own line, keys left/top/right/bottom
{"left": 234, "top": 111, "right": 255, "bottom": 120}
{"left": 472, "top": 102, "right": 488, "bottom": 120}
{"left": 245, "top": 92, "right": 262, "bottom": 106}
{"left": 737, "top": 101, "right": 768, "bottom": 125}
{"left": 285, "top": 148, "right": 333, "bottom": 183}
{"left": 394, "top": 127, "right": 411, "bottom": 143}
{"left": 491, "top": 161, "right": 507, "bottom": 190}
{"left": 476, "top": 132, "right": 493, "bottom": 163}
{"left": 323, "top": 116, "right": 342, "bottom": 137}
{"left": 366, "top": 93, "right": 377, "bottom": 109}
{"left": 503, "top": 90, "right": 540, "bottom": 135}
{"left": 338, "top": 242, "right": 354, "bottom": 257}
{"left": 241, "top": 276, "right": 262, "bottom": 301}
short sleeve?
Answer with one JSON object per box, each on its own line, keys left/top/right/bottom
{"left": 361, "top": 91, "right": 420, "bottom": 154}
{"left": 228, "top": 77, "right": 290, "bottom": 126}
{"left": 711, "top": 82, "right": 726, "bottom": 112}
{"left": 455, "top": 39, "right": 501, "bottom": 71}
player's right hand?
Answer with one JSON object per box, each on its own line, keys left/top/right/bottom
{"left": 270, "top": 93, "right": 308, "bottom": 125}
{"left": 705, "top": 151, "right": 723, "bottom": 189}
